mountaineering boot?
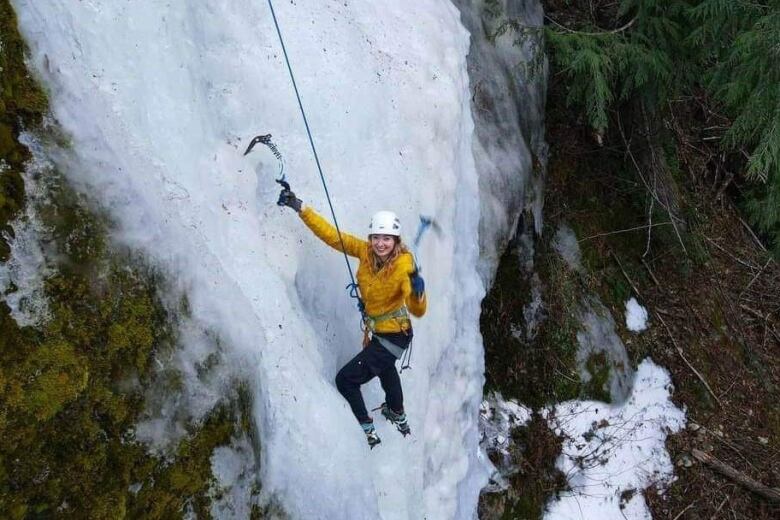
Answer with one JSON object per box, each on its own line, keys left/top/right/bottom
{"left": 361, "top": 421, "right": 381, "bottom": 449}
{"left": 380, "top": 403, "right": 411, "bottom": 436}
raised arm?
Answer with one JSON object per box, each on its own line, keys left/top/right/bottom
{"left": 278, "top": 188, "right": 367, "bottom": 257}
{"left": 298, "top": 206, "right": 367, "bottom": 258}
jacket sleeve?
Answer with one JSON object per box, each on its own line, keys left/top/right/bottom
{"left": 400, "top": 254, "right": 427, "bottom": 317}
{"left": 299, "top": 206, "right": 367, "bottom": 258}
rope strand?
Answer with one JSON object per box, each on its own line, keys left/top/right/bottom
{"left": 266, "top": 0, "right": 363, "bottom": 314}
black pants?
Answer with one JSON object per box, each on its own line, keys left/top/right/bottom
{"left": 335, "top": 331, "right": 412, "bottom": 424}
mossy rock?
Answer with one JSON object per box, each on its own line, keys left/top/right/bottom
{"left": 18, "top": 340, "right": 89, "bottom": 421}
{"left": 1, "top": 0, "right": 48, "bottom": 258}
{"left": 0, "top": 170, "right": 251, "bottom": 518}
{"left": 479, "top": 413, "right": 567, "bottom": 520}
{"left": 0, "top": 4, "right": 265, "bottom": 517}
{"left": 581, "top": 352, "right": 612, "bottom": 403}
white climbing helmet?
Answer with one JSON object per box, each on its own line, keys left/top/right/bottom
{"left": 369, "top": 210, "right": 401, "bottom": 236}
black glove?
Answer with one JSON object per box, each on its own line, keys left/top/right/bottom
{"left": 278, "top": 189, "right": 302, "bottom": 212}
{"left": 410, "top": 270, "right": 425, "bottom": 298}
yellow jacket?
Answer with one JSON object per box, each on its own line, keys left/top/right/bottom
{"left": 299, "top": 206, "right": 427, "bottom": 333}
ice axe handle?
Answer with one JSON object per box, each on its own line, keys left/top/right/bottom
{"left": 412, "top": 216, "right": 440, "bottom": 271}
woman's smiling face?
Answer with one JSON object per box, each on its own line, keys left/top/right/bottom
{"left": 370, "top": 234, "right": 396, "bottom": 260}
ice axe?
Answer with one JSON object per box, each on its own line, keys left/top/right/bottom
{"left": 243, "top": 133, "right": 290, "bottom": 194}
{"left": 411, "top": 215, "right": 441, "bottom": 272}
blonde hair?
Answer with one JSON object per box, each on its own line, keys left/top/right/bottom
{"left": 369, "top": 236, "right": 409, "bottom": 274}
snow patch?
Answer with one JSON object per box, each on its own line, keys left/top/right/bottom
{"left": 210, "top": 435, "right": 260, "bottom": 518}
{"left": 480, "top": 393, "right": 532, "bottom": 491}
{"left": 625, "top": 297, "right": 649, "bottom": 332}
{"left": 544, "top": 359, "right": 686, "bottom": 520}
{"left": 553, "top": 225, "right": 582, "bottom": 272}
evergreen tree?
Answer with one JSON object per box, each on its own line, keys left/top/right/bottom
{"left": 692, "top": 0, "right": 780, "bottom": 252}
{"left": 544, "top": 0, "right": 780, "bottom": 254}
{"left": 544, "top": 0, "right": 689, "bottom": 134}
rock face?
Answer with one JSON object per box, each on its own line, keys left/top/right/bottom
{"left": 451, "top": 0, "right": 548, "bottom": 283}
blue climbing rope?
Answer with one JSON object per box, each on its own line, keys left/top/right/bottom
{"left": 266, "top": 0, "right": 364, "bottom": 315}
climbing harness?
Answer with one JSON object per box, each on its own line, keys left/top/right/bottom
{"left": 255, "top": 0, "right": 365, "bottom": 318}
{"left": 361, "top": 306, "right": 414, "bottom": 372}
{"left": 363, "top": 306, "right": 411, "bottom": 334}
{"left": 360, "top": 307, "right": 414, "bottom": 371}
{"left": 374, "top": 335, "right": 405, "bottom": 360}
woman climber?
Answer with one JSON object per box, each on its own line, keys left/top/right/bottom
{"left": 278, "top": 188, "right": 427, "bottom": 448}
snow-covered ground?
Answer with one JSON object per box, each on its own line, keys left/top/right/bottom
{"left": 10, "top": 1, "right": 542, "bottom": 518}
{"left": 545, "top": 359, "right": 686, "bottom": 520}
{"left": 477, "top": 361, "right": 685, "bottom": 520}
{"left": 544, "top": 224, "right": 685, "bottom": 519}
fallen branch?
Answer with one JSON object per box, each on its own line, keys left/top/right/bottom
{"left": 691, "top": 449, "right": 780, "bottom": 503}
{"left": 610, "top": 251, "right": 641, "bottom": 297}
{"left": 643, "top": 195, "right": 655, "bottom": 258}
{"left": 641, "top": 257, "right": 661, "bottom": 286}
{"left": 670, "top": 502, "right": 695, "bottom": 520}
{"left": 737, "top": 214, "right": 770, "bottom": 254}
{"left": 579, "top": 222, "right": 672, "bottom": 241}
{"left": 739, "top": 304, "right": 780, "bottom": 344}
{"left": 739, "top": 304, "right": 767, "bottom": 321}
{"left": 657, "top": 314, "right": 722, "bottom": 407}
{"left": 703, "top": 236, "right": 760, "bottom": 271}
{"left": 544, "top": 14, "right": 637, "bottom": 36}
{"left": 739, "top": 258, "right": 772, "bottom": 301}
{"left": 709, "top": 495, "right": 729, "bottom": 520}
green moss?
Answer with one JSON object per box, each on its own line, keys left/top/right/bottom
{"left": 0, "top": 3, "right": 48, "bottom": 118}
{"left": 0, "top": 205, "right": 167, "bottom": 515}
{"left": 0, "top": 124, "right": 15, "bottom": 156}
{"left": 582, "top": 352, "right": 612, "bottom": 403}
{"left": 20, "top": 341, "right": 89, "bottom": 421}
{"left": 128, "top": 405, "right": 237, "bottom": 519}
{"left": 252, "top": 499, "right": 288, "bottom": 520}
{"left": 482, "top": 226, "right": 590, "bottom": 409}
{"left": 0, "top": 169, "right": 261, "bottom": 516}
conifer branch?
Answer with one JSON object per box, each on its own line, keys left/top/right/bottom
{"left": 544, "top": 14, "right": 637, "bottom": 36}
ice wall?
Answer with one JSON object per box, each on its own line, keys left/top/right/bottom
{"left": 9, "top": 0, "right": 546, "bottom": 517}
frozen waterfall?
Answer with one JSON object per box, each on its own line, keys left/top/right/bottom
{"left": 11, "top": 0, "right": 545, "bottom": 518}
